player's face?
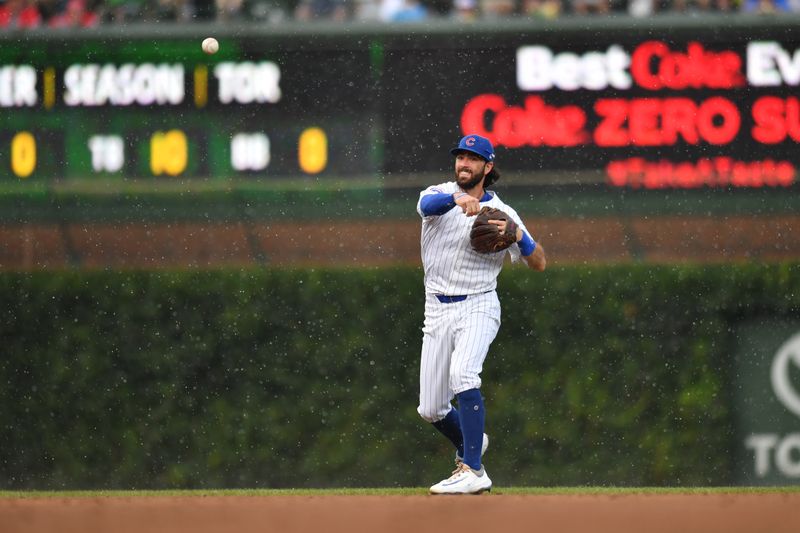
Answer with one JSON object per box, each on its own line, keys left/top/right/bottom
{"left": 454, "top": 152, "right": 490, "bottom": 190}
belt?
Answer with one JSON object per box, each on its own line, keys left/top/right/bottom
{"left": 435, "top": 294, "right": 469, "bottom": 303}
{"left": 434, "top": 290, "right": 493, "bottom": 304}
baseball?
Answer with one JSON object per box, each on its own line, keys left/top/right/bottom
{"left": 202, "top": 37, "right": 219, "bottom": 55}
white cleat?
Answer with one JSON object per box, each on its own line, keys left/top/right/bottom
{"left": 455, "top": 433, "right": 489, "bottom": 464}
{"left": 430, "top": 462, "right": 492, "bottom": 495}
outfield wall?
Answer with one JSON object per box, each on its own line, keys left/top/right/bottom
{"left": 4, "top": 214, "right": 800, "bottom": 269}
{"left": 2, "top": 185, "right": 800, "bottom": 269}
{"left": 2, "top": 264, "right": 799, "bottom": 489}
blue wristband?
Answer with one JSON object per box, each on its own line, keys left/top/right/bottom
{"left": 518, "top": 231, "right": 537, "bottom": 257}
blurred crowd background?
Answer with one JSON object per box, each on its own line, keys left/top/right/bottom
{"left": 0, "top": 0, "right": 795, "bottom": 30}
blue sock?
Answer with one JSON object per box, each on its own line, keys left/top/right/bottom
{"left": 457, "top": 388, "right": 485, "bottom": 470}
{"left": 431, "top": 408, "right": 463, "bottom": 458}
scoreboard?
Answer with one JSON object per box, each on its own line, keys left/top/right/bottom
{"left": 0, "top": 37, "right": 378, "bottom": 180}
{"left": 3, "top": 20, "right": 800, "bottom": 190}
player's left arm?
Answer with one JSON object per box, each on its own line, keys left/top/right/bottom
{"left": 516, "top": 228, "right": 546, "bottom": 271}
{"left": 492, "top": 206, "right": 546, "bottom": 271}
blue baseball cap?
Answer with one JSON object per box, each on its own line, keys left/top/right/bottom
{"left": 450, "top": 134, "right": 495, "bottom": 162}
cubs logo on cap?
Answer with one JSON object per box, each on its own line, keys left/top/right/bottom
{"left": 450, "top": 134, "right": 495, "bottom": 162}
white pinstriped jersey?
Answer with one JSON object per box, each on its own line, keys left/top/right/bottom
{"left": 417, "top": 181, "right": 529, "bottom": 296}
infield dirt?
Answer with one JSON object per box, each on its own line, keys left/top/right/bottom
{"left": 2, "top": 493, "right": 798, "bottom": 533}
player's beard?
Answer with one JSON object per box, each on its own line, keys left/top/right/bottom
{"left": 455, "top": 165, "right": 486, "bottom": 190}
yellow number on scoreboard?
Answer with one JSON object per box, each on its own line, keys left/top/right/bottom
{"left": 298, "top": 127, "right": 327, "bottom": 175}
{"left": 11, "top": 132, "right": 36, "bottom": 178}
{"left": 150, "top": 130, "right": 188, "bottom": 176}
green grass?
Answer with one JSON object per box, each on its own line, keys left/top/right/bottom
{"left": 2, "top": 486, "right": 799, "bottom": 498}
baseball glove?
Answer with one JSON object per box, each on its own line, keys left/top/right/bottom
{"left": 470, "top": 206, "right": 519, "bottom": 253}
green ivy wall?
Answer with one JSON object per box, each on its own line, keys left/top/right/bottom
{"left": 1, "top": 264, "right": 798, "bottom": 489}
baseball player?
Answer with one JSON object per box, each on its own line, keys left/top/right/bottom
{"left": 416, "top": 134, "right": 546, "bottom": 494}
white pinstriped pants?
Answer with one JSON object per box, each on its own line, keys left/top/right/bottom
{"left": 417, "top": 290, "right": 501, "bottom": 423}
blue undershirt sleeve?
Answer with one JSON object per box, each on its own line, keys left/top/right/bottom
{"left": 419, "top": 193, "right": 457, "bottom": 216}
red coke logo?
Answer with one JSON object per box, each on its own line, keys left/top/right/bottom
{"left": 631, "top": 41, "right": 745, "bottom": 90}
{"left": 461, "top": 94, "right": 588, "bottom": 148}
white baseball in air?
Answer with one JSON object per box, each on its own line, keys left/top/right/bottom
{"left": 202, "top": 37, "right": 219, "bottom": 55}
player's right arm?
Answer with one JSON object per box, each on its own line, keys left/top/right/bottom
{"left": 418, "top": 186, "right": 459, "bottom": 217}
{"left": 453, "top": 193, "right": 480, "bottom": 216}
{"left": 418, "top": 187, "right": 480, "bottom": 217}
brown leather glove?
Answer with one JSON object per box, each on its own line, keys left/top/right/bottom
{"left": 469, "top": 207, "right": 518, "bottom": 254}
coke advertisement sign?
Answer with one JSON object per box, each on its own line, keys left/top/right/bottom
{"left": 383, "top": 36, "right": 800, "bottom": 189}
